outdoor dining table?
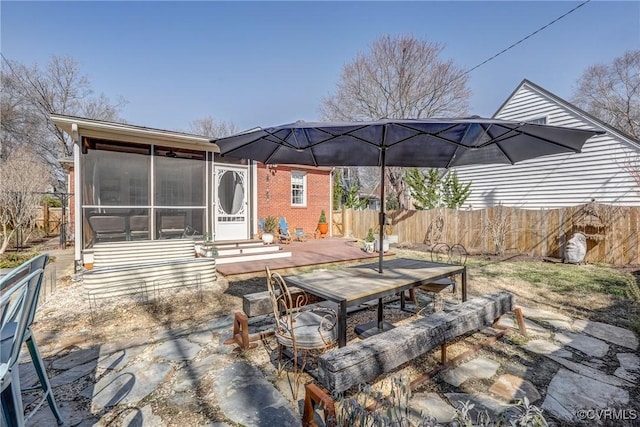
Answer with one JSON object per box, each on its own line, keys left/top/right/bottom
{"left": 284, "top": 257, "right": 467, "bottom": 347}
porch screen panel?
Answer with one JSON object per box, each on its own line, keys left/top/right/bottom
{"left": 82, "top": 141, "right": 150, "bottom": 247}
{"left": 154, "top": 149, "right": 205, "bottom": 206}
{"left": 83, "top": 142, "right": 150, "bottom": 206}
{"left": 154, "top": 148, "right": 206, "bottom": 238}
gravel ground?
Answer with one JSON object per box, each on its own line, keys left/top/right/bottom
{"left": 27, "top": 246, "right": 639, "bottom": 426}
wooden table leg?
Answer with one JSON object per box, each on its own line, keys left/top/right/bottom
{"left": 461, "top": 267, "right": 468, "bottom": 302}
{"left": 338, "top": 302, "right": 347, "bottom": 347}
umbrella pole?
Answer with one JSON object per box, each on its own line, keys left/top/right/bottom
{"left": 378, "top": 152, "right": 385, "bottom": 274}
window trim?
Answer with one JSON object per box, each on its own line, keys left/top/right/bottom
{"left": 525, "top": 115, "right": 548, "bottom": 125}
{"left": 291, "top": 170, "right": 307, "bottom": 207}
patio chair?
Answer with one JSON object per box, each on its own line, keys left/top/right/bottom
{"left": 278, "top": 217, "right": 292, "bottom": 244}
{"left": 265, "top": 266, "right": 337, "bottom": 399}
{"left": 257, "top": 218, "right": 265, "bottom": 239}
{"left": 2, "top": 268, "right": 63, "bottom": 426}
{"left": 0, "top": 255, "right": 63, "bottom": 426}
{"left": 128, "top": 214, "right": 149, "bottom": 240}
{"left": 414, "top": 243, "right": 468, "bottom": 313}
{"left": 294, "top": 227, "right": 308, "bottom": 242}
{"left": 88, "top": 215, "right": 127, "bottom": 244}
{"left": 158, "top": 213, "right": 186, "bottom": 239}
{"left": 1, "top": 272, "right": 31, "bottom": 427}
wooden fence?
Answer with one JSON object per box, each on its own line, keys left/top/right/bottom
{"left": 36, "top": 206, "right": 63, "bottom": 235}
{"left": 338, "top": 203, "right": 639, "bottom": 266}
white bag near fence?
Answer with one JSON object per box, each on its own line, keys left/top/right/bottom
{"left": 564, "top": 233, "right": 587, "bottom": 264}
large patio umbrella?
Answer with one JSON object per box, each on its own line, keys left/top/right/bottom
{"left": 212, "top": 117, "right": 603, "bottom": 272}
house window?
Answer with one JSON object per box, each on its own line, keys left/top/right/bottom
{"left": 527, "top": 116, "right": 548, "bottom": 125}
{"left": 291, "top": 171, "right": 306, "bottom": 206}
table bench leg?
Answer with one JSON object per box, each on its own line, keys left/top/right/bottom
{"left": 223, "top": 312, "right": 251, "bottom": 350}
{"left": 492, "top": 306, "right": 528, "bottom": 336}
{"left": 513, "top": 306, "right": 528, "bottom": 336}
{"left": 303, "top": 383, "right": 336, "bottom": 427}
{"left": 223, "top": 311, "right": 275, "bottom": 351}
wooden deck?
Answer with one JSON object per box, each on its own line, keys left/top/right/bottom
{"left": 215, "top": 237, "right": 386, "bottom": 277}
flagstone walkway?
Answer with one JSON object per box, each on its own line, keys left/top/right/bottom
{"left": 11, "top": 243, "right": 633, "bottom": 426}
{"left": 20, "top": 302, "right": 638, "bottom": 426}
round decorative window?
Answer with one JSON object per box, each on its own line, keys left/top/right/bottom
{"left": 218, "top": 170, "right": 244, "bottom": 215}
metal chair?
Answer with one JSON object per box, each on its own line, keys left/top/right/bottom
{"left": 265, "top": 266, "right": 337, "bottom": 398}
{"left": 1, "top": 269, "right": 62, "bottom": 427}
{"left": 294, "top": 228, "right": 308, "bottom": 242}
{"left": 415, "top": 243, "right": 468, "bottom": 313}
{"left": 0, "top": 255, "right": 63, "bottom": 426}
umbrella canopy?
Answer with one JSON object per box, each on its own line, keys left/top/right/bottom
{"left": 213, "top": 117, "right": 604, "bottom": 271}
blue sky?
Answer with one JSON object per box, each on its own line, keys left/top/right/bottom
{"left": 2, "top": 1, "right": 638, "bottom": 133}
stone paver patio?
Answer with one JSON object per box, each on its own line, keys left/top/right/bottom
{"left": 20, "top": 303, "right": 639, "bottom": 426}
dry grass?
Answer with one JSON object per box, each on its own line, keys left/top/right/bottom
{"left": 36, "top": 247, "right": 635, "bottom": 357}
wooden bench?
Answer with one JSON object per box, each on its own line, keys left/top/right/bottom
{"left": 317, "top": 291, "right": 515, "bottom": 393}
{"left": 83, "top": 239, "right": 218, "bottom": 304}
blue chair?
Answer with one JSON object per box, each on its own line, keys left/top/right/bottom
{"left": 258, "top": 218, "right": 266, "bottom": 238}
{"left": 294, "top": 228, "right": 308, "bottom": 242}
{"left": 278, "top": 217, "right": 292, "bottom": 244}
{"left": 1, "top": 270, "right": 39, "bottom": 426}
{"left": 0, "top": 255, "right": 63, "bottom": 426}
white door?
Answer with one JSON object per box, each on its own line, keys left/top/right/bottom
{"left": 214, "top": 165, "right": 248, "bottom": 241}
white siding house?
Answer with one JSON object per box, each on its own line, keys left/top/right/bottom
{"left": 454, "top": 79, "right": 640, "bottom": 209}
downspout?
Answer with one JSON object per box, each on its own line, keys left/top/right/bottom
{"left": 72, "top": 123, "right": 82, "bottom": 272}
{"left": 251, "top": 161, "right": 258, "bottom": 239}
{"left": 329, "top": 167, "right": 334, "bottom": 237}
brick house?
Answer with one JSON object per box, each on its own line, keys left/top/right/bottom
{"left": 255, "top": 163, "right": 332, "bottom": 237}
{"left": 51, "top": 115, "right": 333, "bottom": 270}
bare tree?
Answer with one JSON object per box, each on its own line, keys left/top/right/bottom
{"left": 0, "top": 148, "right": 53, "bottom": 255}
{"left": 188, "top": 115, "right": 238, "bottom": 138}
{"left": 572, "top": 50, "right": 640, "bottom": 140}
{"left": 320, "top": 34, "right": 471, "bottom": 208}
{"left": 1, "top": 55, "right": 126, "bottom": 172}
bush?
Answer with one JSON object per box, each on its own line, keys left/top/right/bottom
{"left": 0, "top": 251, "right": 41, "bottom": 269}
{"left": 41, "top": 195, "right": 62, "bottom": 207}
{"left": 318, "top": 210, "right": 327, "bottom": 224}
{"left": 264, "top": 216, "right": 278, "bottom": 234}
{"left": 365, "top": 228, "right": 375, "bottom": 243}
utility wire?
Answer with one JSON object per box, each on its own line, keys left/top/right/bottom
{"left": 440, "top": 0, "right": 592, "bottom": 96}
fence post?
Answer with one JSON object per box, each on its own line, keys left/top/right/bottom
{"left": 43, "top": 204, "right": 50, "bottom": 236}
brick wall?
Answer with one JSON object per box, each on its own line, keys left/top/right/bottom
{"left": 256, "top": 164, "right": 332, "bottom": 236}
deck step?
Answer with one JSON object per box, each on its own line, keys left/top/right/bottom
{"left": 215, "top": 250, "right": 292, "bottom": 265}
{"left": 216, "top": 245, "right": 283, "bottom": 257}
{"left": 213, "top": 239, "right": 263, "bottom": 249}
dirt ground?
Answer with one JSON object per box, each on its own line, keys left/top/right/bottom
{"left": 30, "top": 246, "right": 640, "bottom": 426}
